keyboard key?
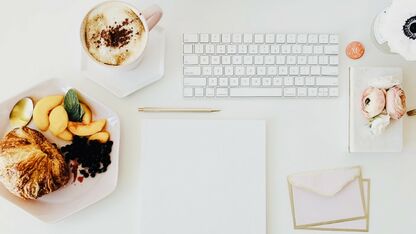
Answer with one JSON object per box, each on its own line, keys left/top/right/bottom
{"left": 276, "top": 55, "right": 286, "bottom": 64}
{"left": 265, "top": 55, "right": 275, "bottom": 64}
{"left": 216, "top": 88, "right": 229, "bottom": 97}
{"left": 213, "top": 66, "right": 223, "bottom": 75}
{"left": 243, "top": 33, "right": 253, "bottom": 43}
{"left": 297, "top": 34, "right": 307, "bottom": 43}
{"left": 216, "top": 45, "right": 226, "bottom": 54}
{"left": 281, "top": 45, "right": 291, "bottom": 54}
{"left": 184, "top": 88, "right": 193, "bottom": 97}
{"left": 183, "top": 44, "right": 193, "bottom": 54}
{"left": 211, "top": 33, "right": 220, "bottom": 42}
{"left": 208, "top": 78, "right": 218, "bottom": 86}
{"left": 319, "top": 56, "right": 329, "bottom": 65}
{"left": 200, "top": 33, "right": 209, "bottom": 43}
{"left": 184, "top": 78, "right": 206, "bottom": 86}
{"left": 284, "top": 87, "right": 296, "bottom": 96}
{"left": 308, "top": 34, "right": 318, "bottom": 43}
{"left": 222, "top": 56, "right": 231, "bottom": 64}
{"left": 232, "top": 56, "right": 242, "bottom": 64}
{"left": 319, "top": 34, "right": 329, "bottom": 43}
{"left": 314, "top": 45, "right": 324, "bottom": 54}
{"left": 241, "top": 78, "right": 250, "bottom": 86}
{"left": 329, "top": 35, "right": 339, "bottom": 44}
{"left": 308, "top": 87, "right": 318, "bottom": 96}
{"left": 200, "top": 56, "right": 209, "bottom": 65}
{"left": 329, "top": 56, "right": 339, "bottom": 65}
{"left": 211, "top": 56, "right": 220, "bottom": 64}
{"left": 202, "top": 66, "right": 212, "bottom": 75}
{"left": 295, "top": 77, "right": 304, "bottom": 86}
{"left": 292, "top": 45, "right": 302, "bottom": 54}
{"left": 316, "top": 77, "right": 338, "bottom": 86}
{"left": 324, "top": 45, "right": 339, "bottom": 55}
{"left": 267, "top": 66, "right": 278, "bottom": 75}
{"left": 222, "top": 33, "right": 231, "bottom": 43}
{"left": 271, "top": 45, "right": 280, "bottom": 54}
{"left": 279, "top": 66, "right": 288, "bottom": 75}
{"left": 205, "top": 44, "right": 215, "bottom": 53}
{"left": 246, "top": 66, "right": 256, "bottom": 75}
{"left": 232, "top": 33, "right": 242, "bottom": 43}
{"left": 298, "top": 56, "right": 307, "bottom": 65}
{"left": 254, "top": 34, "right": 264, "bottom": 43}
{"left": 238, "top": 44, "right": 248, "bottom": 53}
{"left": 184, "top": 66, "right": 201, "bottom": 76}
{"left": 262, "top": 77, "right": 272, "bottom": 86}
{"left": 273, "top": 77, "right": 283, "bottom": 86}
{"left": 254, "top": 56, "right": 264, "bottom": 64}
{"left": 302, "top": 45, "right": 313, "bottom": 54}
{"left": 308, "top": 56, "right": 318, "bottom": 65}
{"left": 194, "top": 88, "right": 204, "bottom": 97}
{"left": 230, "top": 88, "right": 282, "bottom": 97}
{"left": 235, "top": 66, "right": 245, "bottom": 75}
{"left": 206, "top": 88, "right": 215, "bottom": 96}
{"left": 305, "top": 76, "right": 315, "bottom": 86}
{"left": 289, "top": 67, "right": 299, "bottom": 75}
{"left": 297, "top": 87, "right": 307, "bottom": 96}
{"left": 184, "top": 55, "right": 198, "bottom": 65}
{"left": 219, "top": 78, "right": 229, "bottom": 86}
{"left": 257, "top": 66, "right": 266, "bottom": 75}
{"left": 311, "top": 66, "right": 321, "bottom": 75}
{"left": 287, "top": 56, "right": 296, "bottom": 64}
{"left": 251, "top": 78, "right": 261, "bottom": 86}
{"left": 287, "top": 34, "right": 296, "bottom": 43}
{"left": 230, "top": 78, "right": 239, "bottom": 86}
{"left": 321, "top": 66, "right": 338, "bottom": 76}
{"left": 276, "top": 34, "right": 286, "bottom": 43}
{"left": 249, "top": 44, "right": 258, "bottom": 54}
{"left": 265, "top": 34, "right": 275, "bottom": 43}
{"left": 259, "top": 45, "right": 270, "bottom": 54}
{"left": 194, "top": 44, "right": 204, "bottom": 54}
{"left": 300, "top": 66, "right": 310, "bottom": 75}
{"left": 318, "top": 87, "right": 329, "bottom": 96}
{"left": 227, "top": 45, "right": 237, "bottom": 54}
{"left": 284, "top": 77, "right": 294, "bottom": 85}
{"left": 184, "top": 33, "right": 198, "bottom": 43}
{"left": 243, "top": 56, "right": 253, "bottom": 64}
{"left": 224, "top": 66, "right": 234, "bottom": 75}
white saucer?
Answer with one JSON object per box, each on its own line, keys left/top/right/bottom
{"left": 81, "top": 26, "right": 165, "bottom": 98}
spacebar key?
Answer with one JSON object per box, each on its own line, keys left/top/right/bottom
{"left": 230, "top": 88, "right": 283, "bottom": 97}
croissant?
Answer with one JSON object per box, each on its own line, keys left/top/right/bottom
{"left": 0, "top": 127, "right": 70, "bottom": 200}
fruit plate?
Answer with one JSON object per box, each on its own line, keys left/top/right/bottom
{"left": 0, "top": 78, "right": 120, "bottom": 223}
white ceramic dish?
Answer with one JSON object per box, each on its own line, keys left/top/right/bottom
{"left": 0, "top": 79, "right": 120, "bottom": 223}
{"left": 81, "top": 26, "right": 165, "bottom": 98}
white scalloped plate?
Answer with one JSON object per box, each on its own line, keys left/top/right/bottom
{"left": 0, "top": 78, "right": 120, "bottom": 222}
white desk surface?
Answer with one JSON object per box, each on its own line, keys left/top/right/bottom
{"left": 0, "top": 0, "right": 415, "bottom": 233}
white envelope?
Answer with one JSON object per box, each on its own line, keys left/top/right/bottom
{"left": 302, "top": 179, "right": 370, "bottom": 232}
{"left": 288, "top": 167, "right": 367, "bottom": 228}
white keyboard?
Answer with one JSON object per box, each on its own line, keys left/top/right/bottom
{"left": 182, "top": 33, "right": 339, "bottom": 97}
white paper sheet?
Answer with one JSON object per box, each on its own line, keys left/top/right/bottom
{"left": 138, "top": 119, "right": 266, "bottom": 234}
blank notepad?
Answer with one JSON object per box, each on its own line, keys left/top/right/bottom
{"left": 139, "top": 120, "right": 266, "bottom": 234}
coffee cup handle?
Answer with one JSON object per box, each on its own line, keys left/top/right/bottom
{"left": 142, "top": 4, "right": 163, "bottom": 31}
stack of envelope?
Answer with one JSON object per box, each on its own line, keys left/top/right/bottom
{"left": 287, "top": 166, "right": 370, "bottom": 232}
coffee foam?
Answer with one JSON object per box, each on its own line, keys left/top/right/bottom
{"left": 84, "top": 2, "right": 147, "bottom": 66}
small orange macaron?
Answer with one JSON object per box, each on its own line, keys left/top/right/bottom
{"left": 346, "top": 41, "right": 365, "bottom": 60}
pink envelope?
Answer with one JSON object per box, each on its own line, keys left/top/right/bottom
{"left": 288, "top": 167, "right": 367, "bottom": 229}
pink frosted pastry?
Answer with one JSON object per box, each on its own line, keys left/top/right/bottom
{"left": 361, "top": 87, "right": 386, "bottom": 118}
{"left": 386, "top": 86, "right": 406, "bottom": 120}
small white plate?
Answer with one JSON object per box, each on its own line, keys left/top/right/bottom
{"left": 0, "top": 79, "right": 120, "bottom": 223}
{"left": 81, "top": 26, "right": 165, "bottom": 98}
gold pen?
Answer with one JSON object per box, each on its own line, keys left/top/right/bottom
{"left": 138, "top": 107, "right": 221, "bottom": 113}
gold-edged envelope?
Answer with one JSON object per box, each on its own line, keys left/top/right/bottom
{"left": 288, "top": 166, "right": 370, "bottom": 232}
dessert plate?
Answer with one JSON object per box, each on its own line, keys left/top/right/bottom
{"left": 0, "top": 79, "right": 120, "bottom": 222}
{"left": 81, "top": 26, "right": 165, "bottom": 98}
